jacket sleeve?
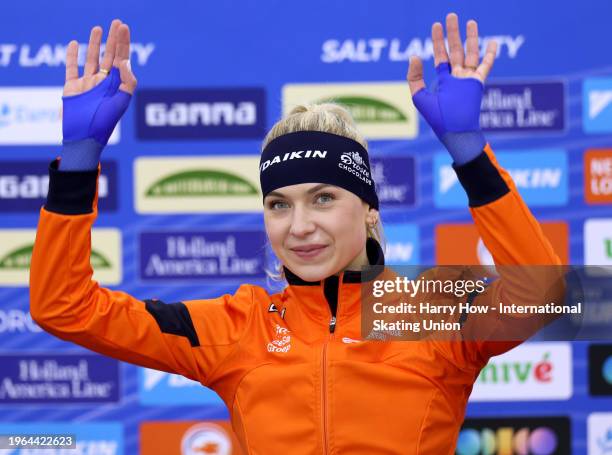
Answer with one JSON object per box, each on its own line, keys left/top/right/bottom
{"left": 436, "top": 145, "right": 563, "bottom": 368}
{"left": 29, "top": 160, "right": 253, "bottom": 385}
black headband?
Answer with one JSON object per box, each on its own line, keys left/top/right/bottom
{"left": 259, "top": 131, "right": 379, "bottom": 210}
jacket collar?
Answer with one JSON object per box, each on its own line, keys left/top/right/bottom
{"left": 281, "top": 238, "right": 385, "bottom": 330}
{"left": 283, "top": 237, "right": 385, "bottom": 285}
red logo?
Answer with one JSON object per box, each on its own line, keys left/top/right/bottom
{"left": 140, "top": 421, "right": 242, "bottom": 454}
{"left": 435, "top": 222, "right": 569, "bottom": 264}
{"left": 584, "top": 149, "right": 612, "bottom": 204}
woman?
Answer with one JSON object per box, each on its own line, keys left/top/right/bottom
{"left": 30, "top": 14, "right": 560, "bottom": 454}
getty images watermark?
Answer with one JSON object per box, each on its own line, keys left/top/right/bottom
{"left": 360, "top": 265, "right": 611, "bottom": 342}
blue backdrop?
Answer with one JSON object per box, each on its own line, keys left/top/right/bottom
{"left": 1, "top": 1, "right": 611, "bottom": 454}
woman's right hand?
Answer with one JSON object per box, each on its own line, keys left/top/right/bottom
{"left": 61, "top": 19, "right": 137, "bottom": 169}
{"left": 63, "top": 19, "right": 137, "bottom": 97}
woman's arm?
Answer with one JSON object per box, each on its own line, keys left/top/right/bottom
{"left": 408, "top": 14, "right": 562, "bottom": 367}
{"left": 30, "top": 21, "right": 254, "bottom": 386}
{"left": 59, "top": 20, "right": 134, "bottom": 171}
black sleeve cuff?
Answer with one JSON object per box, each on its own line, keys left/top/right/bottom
{"left": 44, "top": 159, "right": 99, "bottom": 215}
{"left": 453, "top": 151, "right": 510, "bottom": 208}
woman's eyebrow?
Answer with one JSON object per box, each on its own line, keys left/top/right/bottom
{"left": 265, "top": 184, "right": 334, "bottom": 199}
{"left": 307, "top": 184, "right": 333, "bottom": 194}
{"left": 265, "top": 190, "right": 285, "bottom": 198}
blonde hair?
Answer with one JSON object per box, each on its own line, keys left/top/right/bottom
{"left": 263, "top": 103, "right": 385, "bottom": 284}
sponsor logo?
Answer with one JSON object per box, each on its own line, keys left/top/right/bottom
{"left": 435, "top": 222, "right": 569, "bottom": 265}
{"left": 320, "top": 35, "right": 525, "bottom": 63}
{"left": 0, "top": 308, "right": 41, "bottom": 334}
{"left": 0, "top": 354, "right": 119, "bottom": 404}
{"left": 140, "top": 230, "right": 265, "bottom": 281}
{"left": 267, "top": 303, "right": 286, "bottom": 320}
{"left": 434, "top": 150, "right": 568, "bottom": 208}
{"left": 283, "top": 82, "right": 417, "bottom": 139}
{"left": 589, "top": 344, "right": 612, "bottom": 396}
{"left": 135, "top": 156, "right": 262, "bottom": 213}
{"left": 457, "top": 417, "right": 570, "bottom": 455}
{"left": 584, "top": 219, "right": 612, "bottom": 266}
{"left": 136, "top": 88, "right": 266, "bottom": 139}
{"left": 585, "top": 150, "right": 612, "bottom": 204}
{"left": 383, "top": 223, "right": 419, "bottom": 265}
{"left": 0, "top": 422, "right": 123, "bottom": 454}
{"left": 0, "top": 160, "right": 117, "bottom": 212}
{"left": 140, "top": 421, "right": 240, "bottom": 454}
{"left": 583, "top": 78, "right": 612, "bottom": 133}
{"left": 339, "top": 150, "right": 373, "bottom": 185}
{"left": 0, "top": 42, "right": 154, "bottom": 67}
{"left": 145, "top": 170, "right": 258, "bottom": 197}
{"left": 267, "top": 324, "right": 291, "bottom": 353}
{"left": 370, "top": 157, "right": 415, "bottom": 207}
{"left": 342, "top": 337, "right": 361, "bottom": 344}
{"left": 138, "top": 369, "right": 224, "bottom": 406}
{"left": 480, "top": 82, "right": 565, "bottom": 133}
{"left": 0, "top": 229, "right": 121, "bottom": 286}
{"left": 470, "top": 342, "right": 572, "bottom": 401}
{"left": 181, "top": 423, "right": 233, "bottom": 455}
{"left": 260, "top": 149, "right": 327, "bottom": 172}
{"left": 567, "top": 275, "right": 612, "bottom": 335}
{"left": 0, "top": 87, "right": 119, "bottom": 145}
{"left": 588, "top": 413, "right": 612, "bottom": 455}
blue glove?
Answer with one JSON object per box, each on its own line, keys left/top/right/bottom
{"left": 60, "top": 67, "right": 132, "bottom": 171}
{"left": 412, "top": 62, "right": 486, "bottom": 165}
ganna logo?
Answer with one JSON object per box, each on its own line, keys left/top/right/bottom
{"left": 478, "top": 352, "right": 553, "bottom": 384}
{"left": 267, "top": 324, "right": 291, "bottom": 353}
{"left": 145, "top": 102, "right": 256, "bottom": 127}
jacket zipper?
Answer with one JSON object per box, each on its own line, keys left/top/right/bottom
{"left": 321, "top": 274, "right": 341, "bottom": 455}
{"left": 321, "top": 338, "right": 329, "bottom": 455}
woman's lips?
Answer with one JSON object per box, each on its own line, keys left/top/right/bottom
{"left": 290, "top": 245, "right": 328, "bottom": 259}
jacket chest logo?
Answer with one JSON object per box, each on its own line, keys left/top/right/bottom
{"left": 267, "top": 324, "right": 291, "bottom": 353}
{"left": 268, "top": 303, "right": 286, "bottom": 319}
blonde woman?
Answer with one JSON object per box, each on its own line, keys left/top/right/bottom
{"left": 31, "top": 14, "right": 560, "bottom": 454}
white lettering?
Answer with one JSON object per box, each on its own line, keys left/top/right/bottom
{"left": 322, "top": 35, "right": 525, "bottom": 64}
{"left": 0, "top": 44, "right": 17, "bottom": 66}
{"left": 509, "top": 168, "right": 561, "bottom": 189}
{"left": 131, "top": 43, "right": 155, "bottom": 65}
{"left": 0, "top": 310, "right": 42, "bottom": 333}
{"left": 145, "top": 102, "right": 256, "bottom": 127}
{"left": 259, "top": 150, "right": 327, "bottom": 172}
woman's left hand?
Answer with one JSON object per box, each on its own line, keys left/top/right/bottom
{"left": 407, "top": 13, "right": 497, "bottom": 165}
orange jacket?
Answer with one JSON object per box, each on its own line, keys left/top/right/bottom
{"left": 30, "top": 146, "right": 561, "bottom": 454}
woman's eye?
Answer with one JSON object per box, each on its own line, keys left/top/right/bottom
{"left": 268, "top": 200, "right": 289, "bottom": 210}
{"left": 315, "top": 193, "right": 334, "bottom": 204}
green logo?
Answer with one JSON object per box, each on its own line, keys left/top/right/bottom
{"left": 0, "top": 244, "right": 111, "bottom": 269}
{"left": 146, "top": 170, "right": 259, "bottom": 197}
{"left": 317, "top": 96, "right": 407, "bottom": 123}
{"left": 605, "top": 239, "right": 612, "bottom": 259}
{"left": 90, "top": 249, "right": 112, "bottom": 268}
{"left": 0, "top": 245, "right": 32, "bottom": 269}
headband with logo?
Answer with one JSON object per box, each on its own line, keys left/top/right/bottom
{"left": 259, "top": 131, "right": 379, "bottom": 210}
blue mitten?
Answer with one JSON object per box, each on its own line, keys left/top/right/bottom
{"left": 412, "top": 63, "right": 486, "bottom": 165}
{"left": 60, "top": 67, "right": 132, "bottom": 171}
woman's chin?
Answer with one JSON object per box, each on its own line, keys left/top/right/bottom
{"left": 287, "top": 262, "right": 336, "bottom": 283}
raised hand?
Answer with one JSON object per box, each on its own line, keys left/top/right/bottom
{"left": 407, "top": 13, "right": 497, "bottom": 165}
{"left": 63, "top": 20, "right": 137, "bottom": 96}
{"left": 60, "top": 20, "right": 137, "bottom": 171}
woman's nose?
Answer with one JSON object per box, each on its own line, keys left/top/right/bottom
{"left": 289, "top": 206, "right": 316, "bottom": 237}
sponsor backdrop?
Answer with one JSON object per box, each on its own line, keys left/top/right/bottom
{"left": 0, "top": 1, "right": 611, "bottom": 453}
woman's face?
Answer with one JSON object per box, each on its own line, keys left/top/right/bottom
{"left": 264, "top": 183, "right": 376, "bottom": 282}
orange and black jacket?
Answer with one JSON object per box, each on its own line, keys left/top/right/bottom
{"left": 30, "top": 146, "right": 561, "bottom": 454}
